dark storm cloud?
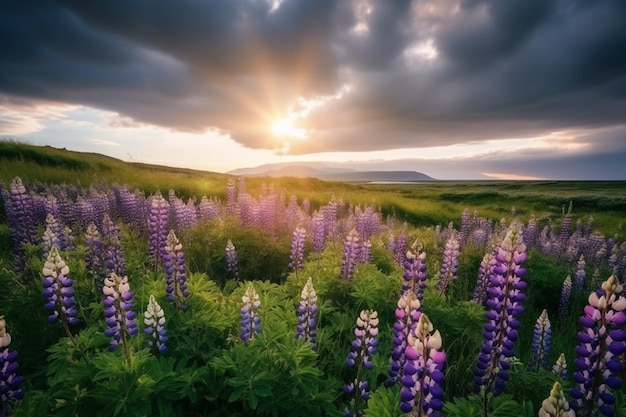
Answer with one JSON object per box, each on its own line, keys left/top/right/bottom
{"left": 1, "top": 0, "right": 625, "bottom": 157}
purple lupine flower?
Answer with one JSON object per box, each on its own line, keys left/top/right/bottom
{"left": 289, "top": 227, "right": 306, "bottom": 279}
{"left": 460, "top": 208, "right": 471, "bottom": 246}
{"left": 102, "top": 214, "right": 126, "bottom": 278}
{"left": 84, "top": 222, "right": 104, "bottom": 294}
{"left": 402, "top": 244, "right": 428, "bottom": 302}
{"left": 387, "top": 291, "right": 422, "bottom": 386}
{"left": 558, "top": 202, "right": 573, "bottom": 245}
{"left": 472, "top": 251, "right": 496, "bottom": 306}
{"left": 312, "top": 212, "right": 326, "bottom": 254}
{"left": 197, "top": 195, "right": 221, "bottom": 221}
{"left": 225, "top": 239, "right": 239, "bottom": 279}
{"left": 474, "top": 222, "right": 527, "bottom": 396}
{"left": 528, "top": 309, "right": 551, "bottom": 371}
{"left": 558, "top": 276, "right": 572, "bottom": 325}
{"left": 42, "top": 247, "right": 79, "bottom": 326}
{"left": 436, "top": 233, "right": 460, "bottom": 295}
{"left": 144, "top": 295, "right": 167, "bottom": 354}
{"left": 570, "top": 275, "right": 626, "bottom": 417}
{"left": 103, "top": 273, "right": 139, "bottom": 354}
{"left": 393, "top": 225, "right": 409, "bottom": 267}
{"left": 226, "top": 180, "right": 237, "bottom": 217}
{"left": 341, "top": 230, "right": 361, "bottom": 280}
{"left": 4, "top": 177, "right": 36, "bottom": 272}
{"left": 574, "top": 255, "right": 586, "bottom": 292}
{"left": 322, "top": 201, "right": 339, "bottom": 244}
{"left": 148, "top": 191, "right": 170, "bottom": 270}
{"left": 523, "top": 214, "right": 538, "bottom": 249}
{"left": 552, "top": 353, "right": 567, "bottom": 380}
{"left": 359, "top": 240, "right": 372, "bottom": 264}
{"left": 42, "top": 214, "right": 61, "bottom": 257}
{"left": 538, "top": 382, "right": 574, "bottom": 417}
{"left": 296, "top": 278, "right": 318, "bottom": 350}
{"left": 164, "top": 230, "right": 190, "bottom": 310}
{"left": 399, "top": 314, "right": 446, "bottom": 417}
{"left": 344, "top": 310, "right": 379, "bottom": 417}
{"left": 240, "top": 283, "right": 261, "bottom": 342}
{"left": 0, "top": 316, "right": 23, "bottom": 416}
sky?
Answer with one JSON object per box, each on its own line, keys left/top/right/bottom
{"left": 1, "top": 0, "right": 626, "bottom": 180}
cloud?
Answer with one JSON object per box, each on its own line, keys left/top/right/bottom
{"left": 1, "top": 0, "right": 625, "bottom": 158}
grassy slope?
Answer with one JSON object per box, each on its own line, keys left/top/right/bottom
{"left": 2, "top": 140, "right": 625, "bottom": 238}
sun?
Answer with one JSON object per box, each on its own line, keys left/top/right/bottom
{"left": 272, "top": 117, "right": 307, "bottom": 140}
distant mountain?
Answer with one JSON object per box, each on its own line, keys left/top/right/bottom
{"left": 228, "top": 162, "right": 436, "bottom": 182}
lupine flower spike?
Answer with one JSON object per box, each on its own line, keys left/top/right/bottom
{"left": 552, "top": 353, "right": 567, "bottom": 380}
{"left": 474, "top": 222, "right": 527, "bottom": 397}
{"left": 0, "top": 316, "right": 23, "bottom": 417}
{"left": 528, "top": 309, "right": 552, "bottom": 371}
{"left": 539, "top": 382, "right": 574, "bottom": 417}
{"left": 344, "top": 310, "right": 379, "bottom": 417}
{"left": 164, "top": 230, "right": 190, "bottom": 310}
{"left": 399, "top": 314, "right": 446, "bottom": 417}
{"left": 103, "top": 273, "right": 139, "bottom": 357}
{"left": 240, "top": 283, "right": 261, "bottom": 342}
{"left": 402, "top": 243, "right": 428, "bottom": 302}
{"left": 144, "top": 295, "right": 167, "bottom": 353}
{"left": 225, "top": 239, "right": 239, "bottom": 279}
{"left": 289, "top": 227, "right": 306, "bottom": 281}
{"left": 387, "top": 291, "right": 422, "bottom": 386}
{"left": 296, "top": 278, "right": 318, "bottom": 350}
{"left": 42, "top": 247, "right": 79, "bottom": 340}
{"left": 436, "top": 233, "right": 460, "bottom": 296}
{"left": 570, "top": 274, "right": 626, "bottom": 417}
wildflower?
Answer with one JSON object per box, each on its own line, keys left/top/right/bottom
{"left": 552, "top": 353, "right": 567, "bottom": 380}
{"left": 148, "top": 191, "right": 170, "bottom": 269}
{"left": 4, "top": 177, "right": 36, "bottom": 272}
{"left": 240, "top": 283, "right": 261, "bottom": 342}
{"left": 399, "top": 314, "right": 446, "bottom": 416}
{"left": 573, "top": 255, "right": 586, "bottom": 291}
{"left": 42, "top": 247, "right": 79, "bottom": 326}
{"left": 341, "top": 230, "right": 361, "bottom": 280}
{"left": 296, "top": 278, "right": 318, "bottom": 350}
{"left": 312, "top": 212, "right": 326, "bottom": 254}
{"left": 436, "top": 233, "right": 460, "bottom": 295}
{"left": 474, "top": 222, "right": 527, "bottom": 396}
{"left": 528, "top": 309, "right": 551, "bottom": 371}
{"left": 0, "top": 317, "right": 23, "bottom": 416}
{"left": 102, "top": 214, "right": 126, "bottom": 278}
{"left": 570, "top": 275, "right": 626, "bottom": 417}
{"left": 164, "top": 230, "right": 190, "bottom": 310}
{"left": 225, "top": 239, "right": 239, "bottom": 279}
{"left": 344, "top": 310, "right": 379, "bottom": 417}
{"left": 402, "top": 243, "right": 428, "bottom": 302}
{"left": 144, "top": 295, "right": 167, "bottom": 353}
{"left": 472, "top": 251, "right": 496, "bottom": 306}
{"left": 103, "top": 273, "right": 139, "bottom": 354}
{"left": 42, "top": 214, "right": 61, "bottom": 257}
{"left": 289, "top": 227, "right": 306, "bottom": 278}
{"left": 539, "top": 382, "right": 574, "bottom": 417}
{"left": 558, "top": 276, "right": 572, "bottom": 324}
{"left": 387, "top": 288, "right": 422, "bottom": 386}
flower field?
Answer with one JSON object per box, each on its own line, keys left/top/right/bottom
{"left": 0, "top": 148, "right": 626, "bottom": 417}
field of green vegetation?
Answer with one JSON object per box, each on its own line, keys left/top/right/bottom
{"left": 1, "top": 141, "right": 625, "bottom": 417}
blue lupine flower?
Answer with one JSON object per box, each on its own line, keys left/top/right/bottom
{"left": 103, "top": 273, "right": 139, "bottom": 353}
{"left": 552, "top": 353, "right": 567, "bottom": 380}
{"left": 344, "top": 310, "right": 379, "bottom": 417}
{"left": 402, "top": 243, "right": 428, "bottom": 302}
{"left": 289, "top": 227, "right": 306, "bottom": 278}
{"left": 570, "top": 275, "right": 626, "bottom": 417}
{"left": 102, "top": 214, "right": 126, "bottom": 278}
{"left": 472, "top": 251, "right": 496, "bottom": 306}
{"left": 399, "top": 314, "right": 446, "bottom": 416}
{"left": 42, "top": 247, "right": 79, "bottom": 326}
{"left": 0, "top": 316, "right": 23, "bottom": 417}
{"left": 558, "top": 276, "right": 572, "bottom": 325}
{"left": 296, "top": 278, "right": 318, "bottom": 350}
{"left": 528, "top": 309, "right": 551, "bottom": 371}
{"left": 225, "top": 239, "right": 239, "bottom": 279}
{"left": 144, "top": 295, "right": 167, "bottom": 354}
{"left": 474, "top": 222, "right": 527, "bottom": 396}
{"left": 387, "top": 291, "right": 422, "bottom": 386}
{"left": 341, "top": 230, "right": 361, "bottom": 280}
{"left": 164, "top": 230, "right": 190, "bottom": 310}
{"left": 148, "top": 191, "right": 170, "bottom": 270}
{"left": 436, "top": 233, "right": 460, "bottom": 295}
{"left": 240, "top": 283, "right": 261, "bottom": 342}
{"left": 538, "top": 382, "right": 574, "bottom": 417}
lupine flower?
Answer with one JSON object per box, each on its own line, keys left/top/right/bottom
{"left": 42, "top": 214, "right": 61, "bottom": 257}
{"left": 570, "top": 275, "right": 626, "bottom": 417}
{"left": 103, "top": 273, "right": 139, "bottom": 354}
{"left": 0, "top": 316, "right": 23, "bottom": 416}
{"left": 436, "top": 234, "right": 460, "bottom": 295}
{"left": 4, "top": 177, "right": 36, "bottom": 272}
{"left": 574, "top": 255, "right": 586, "bottom": 291}
{"left": 42, "top": 247, "right": 79, "bottom": 326}
{"left": 539, "top": 382, "right": 574, "bottom": 417}
{"left": 399, "top": 314, "right": 446, "bottom": 417}
{"left": 460, "top": 208, "right": 471, "bottom": 246}
{"left": 312, "top": 212, "right": 326, "bottom": 254}
{"left": 558, "top": 276, "right": 572, "bottom": 324}
{"left": 402, "top": 244, "right": 428, "bottom": 302}
{"left": 164, "top": 230, "right": 190, "bottom": 310}
{"left": 344, "top": 310, "right": 379, "bottom": 417}
{"left": 359, "top": 239, "right": 371, "bottom": 264}
{"left": 472, "top": 251, "right": 496, "bottom": 306}
{"left": 240, "top": 283, "right": 261, "bottom": 342}
{"left": 388, "top": 290, "right": 423, "bottom": 386}
{"left": 474, "top": 222, "right": 527, "bottom": 396}
{"left": 393, "top": 225, "right": 409, "bottom": 266}
{"left": 148, "top": 191, "right": 170, "bottom": 270}
{"left": 528, "top": 309, "right": 551, "bottom": 371}
{"left": 552, "top": 353, "right": 567, "bottom": 380}
{"left": 289, "top": 227, "right": 306, "bottom": 278}
{"left": 225, "top": 239, "right": 239, "bottom": 279}
{"left": 84, "top": 222, "right": 104, "bottom": 293}
{"left": 102, "top": 214, "right": 126, "bottom": 278}
{"left": 296, "top": 278, "right": 318, "bottom": 350}
{"left": 144, "top": 295, "right": 167, "bottom": 353}
{"left": 341, "top": 230, "right": 361, "bottom": 280}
